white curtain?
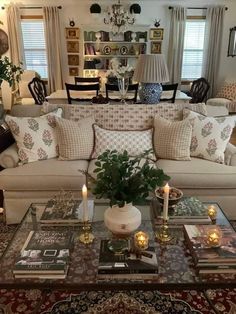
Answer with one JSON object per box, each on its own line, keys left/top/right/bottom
{"left": 43, "top": 6, "right": 63, "bottom": 93}
{"left": 167, "top": 7, "right": 186, "bottom": 86}
{"left": 6, "top": 3, "right": 24, "bottom": 66}
{"left": 203, "top": 6, "right": 225, "bottom": 98}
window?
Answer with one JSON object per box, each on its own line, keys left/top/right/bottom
{"left": 181, "top": 19, "right": 206, "bottom": 80}
{"left": 21, "top": 19, "right": 48, "bottom": 78}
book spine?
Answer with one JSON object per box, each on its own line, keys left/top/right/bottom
{"left": 183, "top": 226, "right": 199, "bottom": 266}
{"left": 98, "top": 268, "right": 158, "bottom": 275}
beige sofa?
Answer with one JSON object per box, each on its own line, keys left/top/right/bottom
{"left": 1, "top": 102, "right": 236, "bottom": 224}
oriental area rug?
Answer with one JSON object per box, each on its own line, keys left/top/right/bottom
{"left": 0, "top": 223, "right": 235, "bottom": 314}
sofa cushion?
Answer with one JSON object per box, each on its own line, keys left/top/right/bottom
{"left": 183, "top": 109, "right": 236, "bottom": 164}
{"left": 156, "top": 157, "right": 236, "bottom": 189}
{"left": 42, "top": 103, "right": 207, "bottom": 130}
{"left": 5, "top": 108, "right": 62, "bottom": 164}
{"left": 216, "top": 82, "right": 236, "bottom": 101}
{"left": 153, "top": 115, "right": 192, "bottom": 160}
{"left": 92, "top": 124, "right": 153, "bottom": 158}
{"left": 56, "top": 116, "right": 95, "bottom": 160}
{"left": 0, "top": 158, "right": 88, "bottom": 191}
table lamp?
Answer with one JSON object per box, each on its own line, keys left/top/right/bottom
{"left": 133, "top": 54, "right": 169, "bottom": 104}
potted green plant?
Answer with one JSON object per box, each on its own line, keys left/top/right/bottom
{"left": 86, "top": 149, "right": 170, "bottom": 237}
{"left": 0, "top": 56, "right": 23, "bottom": 87}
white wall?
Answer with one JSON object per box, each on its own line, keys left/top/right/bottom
{"left": 0, "top": 0, "right": 235, "bottom": 90}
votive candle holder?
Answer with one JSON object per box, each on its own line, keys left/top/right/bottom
{"left": 134, "top": 231, "right": 149, "bottom": 250}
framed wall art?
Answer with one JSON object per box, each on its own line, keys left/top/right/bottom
{"left": 65, "top": 27, "right": 80, "bottom": 39}
{"left": 149, "top": 28, "right": 164, "bottom": 40}
{"left": 67, "top": 41, "right": 79, "bottom": 53}
{"left": 69, "top": 67, "right": 79, "bottom": 76}
{"left": 68, "top": 54, "right": 79, "bottom": 66}
{"left": 151, "top": 41, "right": 162, "bottom": 54}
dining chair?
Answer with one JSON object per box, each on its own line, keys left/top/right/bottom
{"left": 28, "top": 77, "right": 47, "bottom": 105}
{"left": 74, "top": 77, "right": 100, "bottom": 85}
{"left": 105, "top": 83, "right": 139, "bottom": 103}
{"left": 161, "top": 83, "right": 178, "bottom": 103}
{"left": 65, "top": 82, "right": 100, "bottom": 104}
{"left": 187, "top": 78, "right": 210, "bottom": 103}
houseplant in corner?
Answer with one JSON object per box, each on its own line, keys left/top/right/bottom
{"left": 0, "top": 56, "right": 23, "bottom": 116}
{"left": 87, "top": 149, "right": 170, "bottom": 249}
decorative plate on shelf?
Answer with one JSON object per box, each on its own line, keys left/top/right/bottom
{"left": 103, "top": 45, "right": 111, "bottom": 55}
{"left": 0, "top": 29, "right": 9, "bottom": 55}
{"left": 120, "top": 45, "right": 128, "bottom": 55}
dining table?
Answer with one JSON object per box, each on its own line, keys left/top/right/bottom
{"left": 46, "top": 89, "right": 191, "bottom": 104}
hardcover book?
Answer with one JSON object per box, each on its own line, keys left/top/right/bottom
{"left": 184, "top": 224, "right": 236, "bottom": 265}
{"left": 13, "top": 230, "right": 73, "bottom": 276}
{"left": 151, "top": 197, "right": 211, "bottom": 224}
{"left": 40, "top": 199, "right": 94, "bottom": 224}
{"left": 98, "top": 240, "right": 158, "bottom": 275}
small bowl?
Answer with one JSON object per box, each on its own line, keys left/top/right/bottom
{"left": 155, "top": 186, "right": 183, "bottom": 208}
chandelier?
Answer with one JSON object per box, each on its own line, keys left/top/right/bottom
{"left": 104, "top": 0, "right": 135, "bottom": 35}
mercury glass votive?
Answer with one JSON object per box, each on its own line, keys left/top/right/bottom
{"left": 134, "top": 231, "right": 149, "bottom": 250}
{"left": 206, "top": 227, "right": 222, "bottom": 247}
{"left": 208, "top": 205, "right": 217, "bottom": 220}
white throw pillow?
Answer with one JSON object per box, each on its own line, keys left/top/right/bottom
{"left": 92, "top": 124, "right": 154, "bottom": 158}
{"left": 55, "top": 116, "right": 95, "bottom": 160}
{"left": 153, "top": 115, "right": 192, "bottom": 160}
{"left": 183, "top": 109, "right": 236, "bottom": 163}
{"left": 5, "top": 108, "right": 62, "bottom": 164}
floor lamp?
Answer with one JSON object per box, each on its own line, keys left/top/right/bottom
{"left": 133, "top": 54, "right": 169, "bottom": 104}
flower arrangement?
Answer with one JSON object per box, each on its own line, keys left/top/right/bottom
{"left": 107, "top": 58, "right": 133, "bottom": 82}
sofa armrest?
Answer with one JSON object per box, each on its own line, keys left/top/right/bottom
{"left": 225, "top": 143, "right": 236, "bottom": 166}
{"left": 0, "top": 143, "right": 19, "bottom": 168}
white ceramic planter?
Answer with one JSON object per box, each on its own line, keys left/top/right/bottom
{"left": 104, "top": 202, "right": 141, "bottom": 236}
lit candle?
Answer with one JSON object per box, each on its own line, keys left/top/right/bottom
{"left": 82, "top": 184, "right": 89, "bottom": 221}
{"left": 208, "top": 205, "right": 217, "bottom": 220}
{"left": 163, "top": 183, "right": 170, "bottom": 221}
{"left": 134, "top": 231, "right": 149, "bottom": 250}
{"left": 207, "top": 228, "right": 222, "bottom": 247}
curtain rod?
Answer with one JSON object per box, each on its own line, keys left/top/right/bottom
{"left": 1, "top": 5, "right": 62, "bottom": 10}
{"left": 169, "top": 6, "right": 228, "bottom": 11}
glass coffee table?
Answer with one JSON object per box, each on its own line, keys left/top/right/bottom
{"left": 0, "top": 199, "right": 235, "bottom": 290}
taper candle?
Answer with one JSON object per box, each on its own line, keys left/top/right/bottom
{"left": 82, "top": 184, "right": 89, "bottom": 221}
{"left": 163, "top": 183, "right": 170, "bottom": 221}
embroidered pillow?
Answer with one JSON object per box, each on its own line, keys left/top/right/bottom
{"left": 92, "top": 124, "right": 153, "bottom": 158}
{"left": 216, "top": 82, "right": 236, "bottom": 101}
{"left": 153, "top": 115, "right": 192, "bottom": 160}
{"left": 5, "top": 109, "right": 62, "bottom": 164}
{"left": 183, "top": 109, "right": 236, "bottom": 163}
{"left": 55, "top": 116, "right": 95, "bottom": 160}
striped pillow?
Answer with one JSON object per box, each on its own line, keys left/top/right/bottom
{"left": 153, "top": 115, "right": 192, "bottom": 160}
{"left": 55, "top": 116, "right": 95, "bottom": 160}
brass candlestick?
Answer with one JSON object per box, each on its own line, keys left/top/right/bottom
{"left": 156, "top": 219, "right": 172, "bottom": 243}
{"left": 79, "top": 221, "right": 94, "bottom": 244}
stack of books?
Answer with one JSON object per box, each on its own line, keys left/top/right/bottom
{"left": 97, "top": 240, "right": 158, "bottom": 280}
{"left": 152, "top": 197, "right": 212, "bottom": 225}
{"left": 40, "top": 199, "right": 94, "bottom": 225}
{"left": 13, "top": 230, "right": 74, "bottom": 279}
{"left": 184, "top": 224, "right": 236, "bottom": 274}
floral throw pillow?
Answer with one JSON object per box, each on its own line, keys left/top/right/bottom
{"left": 183, "top": 109, "right": 236, "bottom": 164}
{"left": 216, "top": 82, "right": 236, "bottom": 101}
{"left": 5, "top": 109, "right": 62, "bottom": 164}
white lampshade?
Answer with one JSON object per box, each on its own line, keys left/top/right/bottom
{"left": 133, "top": 54, "right": 169, "bottom": 83}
